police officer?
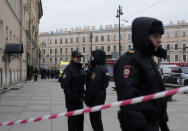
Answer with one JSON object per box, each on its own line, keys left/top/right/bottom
{"left": 114, "top": 17, "right": 170, "bottom": 131}
{"left": 61, "top": 51, "right": 84, "bottom": 131}
{"left": 85, "top": 50, "right": 109, "bottom": 131}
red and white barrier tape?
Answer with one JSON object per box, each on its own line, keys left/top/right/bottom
{"left": 1, "top": 86, "right": 188, "bottom": 127}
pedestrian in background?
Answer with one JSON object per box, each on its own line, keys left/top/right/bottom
{"left": 33, "top": 67, "right": 39, "bottom": 82}
{"left": 85, "top": 50, "right": 109, "bottom": 131}
{"left": 114, "top": 17, "right": 169, "bottom": 131}
{"left": 61, "top": 51, "right": 85, "bottom": 131}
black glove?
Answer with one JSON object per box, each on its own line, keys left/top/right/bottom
{"left": 160, "top": 122, "right": 170, "bottom": 131}
{"left": 154, "top": 46, "right": 167, "bottom": 60}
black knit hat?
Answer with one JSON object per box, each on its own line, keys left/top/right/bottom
{"left": 71, "top": 51, "right": 83, "bottom": 57}
{"left": 149, "top": 21, "right": 164, "bottom": 35}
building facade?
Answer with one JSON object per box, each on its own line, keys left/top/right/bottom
{"left": 39, "top": 21, "right": 188, "bottom": 69}
{"left": 0, "top": 0, "right": 43, "bottom": 89}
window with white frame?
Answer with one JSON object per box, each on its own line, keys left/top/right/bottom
{"left": 107, "top": 35, "right": 110, "bottom": 41}
{"left": 83, "top": 47, "right": 85, "bottom": 53}
{"left": 166, "top": 31, "right": 170, "bottom": 38}
{"left": 166, "top": 44, "right": 170, "bottom": 50}
{"left": 71, "top": 37, "right": 73, "bottom": 43}
{"left": 167, "top": 55, "right": 170, "bottom": 62}
{"left": 76, "top": 37, "right": 79, "bottom": 43}
{"left": 174, "top": 31, "right": 178, "bottom": 37}
{"left": 50, "top": 58, "right": 52, "bottom": 64}
{"left": 50, "top": 49, "right": 52, "bottom": 54}
{"left": 43, "top": 58, "right": 45, "bottom": 63}
{"left": 128, "top": 44, "right": 132, "bottom": 50}
{"left": 107, "top": 46, "right": 110, "bottom": 52}
{"left": 113, "top": 34, "right": 116, "bottom": 41}
{"left": 182, "top": 31, "right": 186, "bottom": 37}
{"left": 83, "top": 36, "right": 85, "bottom": 42}
{"left": 175, "top": 43, "right": 178, "bottom": 50}
{"left": 95, "top": 36, "right": 98, "bottom": 42}
{"left": 101, "top": 35, "right": 104, "bottom": 41}
{"left": 175, "top": 55, "right": 178, "bottom": 62}
{"left": 114, "top": 45, "right": 116, "bottom": 51}
{"left": 60, "top": 48, "right": 62, "bottom": 54}
{"left": 65, "top": 38, "right": 68, "bottom": 43}
{"left": 60, "top": 38, "right": 63, "bottom": 44}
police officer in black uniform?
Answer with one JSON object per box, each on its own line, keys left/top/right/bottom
{"left": 85, "top": 50, "right": 109, "bottom": 131}
{"left": 114, "top": 17, "right": 170, "bottom": 131}
{"left": 61, "top": 51, "right": 84, "bottom": 131}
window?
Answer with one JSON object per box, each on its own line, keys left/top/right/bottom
{"left": 183, "top": 31, "right": 186, "bottom": 37}
{"left": 43, "top": 49, "right": 45, "bottom": 55}
{"left": 101, "top": 46, "right": 104, "bottom": 51}
{"left": 42, "top": 58, "right": 45, "bottom": 64}
{"left": 83, "top": 36, "right": 85, "bottom": 42}
{"left": 71, "top": 48, "right": 73, "bottom": 53}
{"left": 183, "top": 43, "right": 187, "bottom": 51}
{"left": 167, "top": 55, "right": 170, "bottom": 62}
{"left": 76, "top": 47, "right": 79, "bottom": 51}
{"left": 55, "top": 57, "right": 57, "bottom": 63}
{"left": 101, "top": 35, "right": 104, "bottom": 41}
{"left": 120, "top": 45, "right": 122, "bottom": 51}
{"left": 113, "top": 34, "right": 116, "bottom": 41}
{"left": 50, "top": 58, "right": 52, "bottom": 63}
{"left": 183, "top": 55, "right": 186, "bottom": 61}
{"left": 128, "top": 33, "right": 131, "bottom": 40}
{"left": 175, "top": 43, "right": 178, "bottom": 50}
{"left": 60, "top": 57, "right": 63, "bottom": 61}
{"left": 107, "top": 46, "right": 110, "bottom": 52}
{"left": 128, "top": 45, "right": 132, "bottom": 50}
{"left": 175, "top": 55, "right": 178, "bottom": 62}
{"left": 55, "top": 39, "right": 57, "bottom": 44}
{"left": 6, "top": 26, "right": 8, "bottom": 41}
{"left": 166, "top": 31, "right": 170, "bottom": 38}
{"left": 65, "top": 48, "right": 68, "bottom": 54}
{"left": 60, "top": 38, "right": 63, "bottom": 44}
{"left": 76, "top": 37, "right": 79, "bottom": 43}
{"left": 167, "top": 44, "right": 170, "bottom": 50}
{"left": 114, "top": 46, "right": 116, "bottom": 51}
{"left": 50, "top": 39, "right": 52, "bottom": 44}
{"left": 95, "top": 36, "right": 98, "bottom": 42}
{"left": 10, "top": 31, "right": 12, "bottom": 42}
{"left": 174, "top": 31, "right": 178, "bottom": 37}
{"left": 83, "top": 57, "right": 85, "bottom": 63}
{"left": 83, "top": 47, "right": 85, "bottom": 53}
{"left": 55, "top": 48, "right": 57, "bottom": 54}
{"left": 60, "top": 48, "right": 62, "bottom": 54}
{"left": 50, "top": 49, "right": 52, "bottom": 54}
{"left": 65, "top": 38, "right": 68, "bottom": 43}
{"left": 107, "top": 35, "right": 110, "bottom": 41}
{"left": 120, "top": 33, "right": 122, "bottom": 40}
{"left": 71, "top": 37, "right": 73, "bottom": 43}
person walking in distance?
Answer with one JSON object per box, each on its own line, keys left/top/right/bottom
{"left": 114, "top": 17, "right": 170, "bottom": 131}
{"left": 61, "top": 51, "right": 85, "bottom": 131}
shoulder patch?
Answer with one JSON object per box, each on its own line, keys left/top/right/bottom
{"left": 123, "top": 66, "right": 132, "bottom": 78}
{"left": 128, "top": 50, "right": 135, "bottom": 54}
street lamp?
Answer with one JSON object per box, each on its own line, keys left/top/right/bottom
{"left": 116, "top": 5, "right": 123, "bottom": 57}
{"left": 90, "top": 32, "right": 93, "bottom": 61}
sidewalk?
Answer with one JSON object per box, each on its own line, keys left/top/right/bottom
{"left": 0, "top": 79, "right": 188, "bottom": 131}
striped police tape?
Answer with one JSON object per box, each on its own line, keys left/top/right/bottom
{"left": 1, "top": 86, "right": 188, "bottom": 127}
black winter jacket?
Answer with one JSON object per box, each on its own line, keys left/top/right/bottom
{"left": 85, "top": 64, "right": 109, "bottom": 107}
{"left": 61, "top": 60, "right": 85, "bottom": 108}
{"left": 114, "top": 17, "right": 168, "bottom": 129}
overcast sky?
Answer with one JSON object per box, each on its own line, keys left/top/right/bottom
{"left": 39, "top": 0, "right": 188, "bottom": 32}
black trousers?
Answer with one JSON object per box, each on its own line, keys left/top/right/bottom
{"left": 66, "top": 100, "right": 84, "bottom": 131}
{"left": 89, "top": 111, "right": 103, "bottom": 131}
